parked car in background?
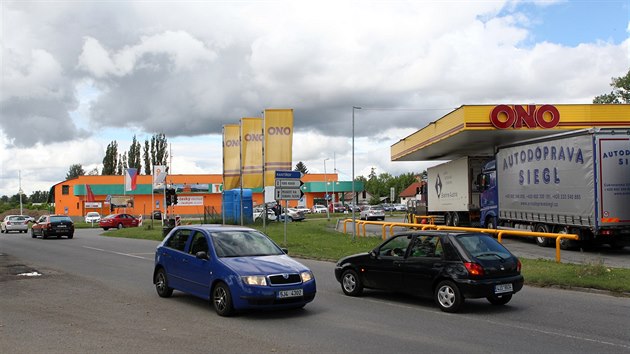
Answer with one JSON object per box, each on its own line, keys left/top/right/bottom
{"left": 31, "top": 215, "right": 74, "bottom": 239}
{"left": 154, "top": 225, "right": 317, "bottom": 316}
{"left": 359, "top": 205, "right": 385, "bottom": 221}
{"left": 151, "top": 210, "right": 163, "bottom": 220}
{"left": 254, "top": 207, "right": 276, "bottom": 222}
{"left": 279, "top": 208, "right": 306, "bottom": 222}
{"left": 1, "top": 215, "right": 29, "bottom": 233}
{"left": 393, "top": 204, "right": 408, "bottom": 212}
{"left": 84, "top": 212, "right": 101, "bottom": 223}
{"left": 381, "top": 203, "right": 394, "bottom": 212}
{"left": 331, "top": 203, "right": 346, "bottom": 213}
{"left": 335, "top": 230, "right": 523, "bottom": 313}
{"left": 99, "top": 213, "right": 140, "bottom": 230}
{"left": 311, "top": 205, "right": 328, "bottom": 213}
{"left": 295, "top": 206, "right": 310, "bottom": 214}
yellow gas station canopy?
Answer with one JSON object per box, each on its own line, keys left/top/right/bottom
{"left": 391, "top": 104, "right": 630, "bottom": 161}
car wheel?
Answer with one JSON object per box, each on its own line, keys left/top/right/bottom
{"left": 42, "top": 231, "right": 48, "bottom": 239}
{"left": 102, "top": 228, "right": 109, "bottom": 231}
{"left": 117, "top": 223, "right": 123, "bottom": 229}
{"left": 379, "top": 217, "right": 385, "bottom": 221}
{"left": 555, "top": 226, "right": 574, "bottom": 250}
{"left": 212, "top": 282, "right": 234, "bottom": 317}
{"left": 435, "top": 280, "right": 463, "bottom": 313}
{"left": 31, "top": 229, "right": 37, "bottom": 238}
{"left": 486, "top": 294, "right": 512, "bottom": 306}
{"left": 155, "top": 268, "right": 173, "bottom": 298}
{"left": 67, "top": 233, "right": 74, "bottom": 239}
{"left": 341, "top": 269, "right": 363, "bottom": 296}
{"left": 535, "top": 224, "right": 551, "bottom": 247}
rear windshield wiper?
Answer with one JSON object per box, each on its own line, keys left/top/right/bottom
{"left": 475, "top": 253, "right": 505, "bottom": 260}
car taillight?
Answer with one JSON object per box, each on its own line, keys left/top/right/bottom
{"left": 464, "top": 262, "right": 484, "bottom": 276}
{"left": 517, "top": 259, "right": 522, "bottom": 272}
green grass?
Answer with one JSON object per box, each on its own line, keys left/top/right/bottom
{"left": 101, "top": 219, "right": 630, "bottom": 295}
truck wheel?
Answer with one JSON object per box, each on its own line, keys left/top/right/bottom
{"left": 555, "top": 226, "right": 575, "bottom": 250}
{"left": 486, "top": 217, "right": 497, "bottom": 230}
{"left": 452, "top": 212, "right": 461, "bottom": 227}
{"left": 535, "top": 224, "right": 551, "bottom": 247}
{"left": 445, "top": 213, "right": 453, "bottom": 226}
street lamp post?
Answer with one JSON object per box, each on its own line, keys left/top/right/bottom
{"left": 324, "top": 158, "right": 330, "bottom": 221}
{"left": 352, "top": 106, "right": 361, "bottom": 240}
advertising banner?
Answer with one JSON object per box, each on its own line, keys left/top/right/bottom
{"left": 223, "top": 124, "right": 241, "bottom": 190}
{"left": 596, "top": 134, "right": 630, "bottom": 224}
{"left": 153, "top": 165, "right": 167, "bottom": 189}
{"left": 110, "top": 195, "right": 135, "bottom": 208}
{"left": 174, "top": 196, "right": 204, "bottom": 206}
{"left": 241, "top": 117, "right": 263, "bottom": 188}
{"left": 85, "top": 202, "right": 102, "bottom": 208}
{"left": 264, "top": 109, "right": 293, "bottom": 186}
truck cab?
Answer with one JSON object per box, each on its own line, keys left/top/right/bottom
{"left": 479, "top": 160, "right": 498, "bottom": 229}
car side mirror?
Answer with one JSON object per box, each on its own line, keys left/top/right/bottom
{"left": 370, "top": 250, "right": 377, "bottom": 258}
{"left": 195, "top": 251, "right": 209, "bottom": 260}
{"left": 281, "top": 248, "right": 289, "bottom": 254}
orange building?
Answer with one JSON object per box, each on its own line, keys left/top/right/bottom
{"left": 49, "top": 173, "right": 363, "bottom": 219}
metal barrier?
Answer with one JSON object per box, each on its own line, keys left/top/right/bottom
{"left": 341, "top": 219, "right": 579, "bottom": 263}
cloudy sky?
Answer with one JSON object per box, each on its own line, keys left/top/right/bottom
{"left": 1, "top": 0, "right": 628, "bottom": 197}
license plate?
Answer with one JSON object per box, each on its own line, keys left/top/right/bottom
{"left": 277, "top": 289, "right": 303, "bottom": 298}
{"left": 495, "top": 283, "right": 513, "bottom": 294}
{"left": 57, "top": 225, "right": 66, "bottom": 228}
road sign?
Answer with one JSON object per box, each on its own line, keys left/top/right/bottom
{"left": 275, "top": 179, "right": 303, "bottom": 188}
{"left": 275, "top": 170, "right": 301, "bottom": 179}
{"left": 275, "top": 188, "right": 304, "bottom": 200}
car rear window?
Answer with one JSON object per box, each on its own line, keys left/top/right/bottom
{"left": 456, "top": 234, "right": 511, "bottom": 259}
{"left": 9, "top": 216, "right": 25, "bottom": 221}
{"left": 50, "top": 216, "right": 72, "bottom": 222}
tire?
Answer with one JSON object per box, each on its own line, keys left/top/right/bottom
{"left": 534, "top": 224, "right": 551, "bottom": 247}
{"left": 154, "top": 268, "right": 173, "bottom": 298}
{"left": 452, "top": 212, "right": 461, "bottom": 227}
{"left": 67, "top": 233, "right": 74, "bottom": 239}
{"left": 341, "top": 269, "right": 363, "bottom": 296}
{"left": 102, "top": 228, "right": 109, "bottom": 231}
{"left": 555, "top": 226, "right": 574, "bottom": 250}
{"left": 212, "top": 282, "right": 234, "bottom": 317}
{"left": 445, "top": 213, "right": 453, "bottom": 226}
{"left": 31, "top": 229, "right": 37, "bottom": 238}
{"left": 379, "top": 217, "right": 385, "bottom": 221}
{"left": 117, "top": 223, "right": 123, "bottom": 229}
{"left": 486, "top": 217, "right": 497, "bottom": 230}
{"left": 42, "top": 231, "right": 48, "bottom": 239}
{"left": 486, "top": 293, "right": 512, "bottom": 306}
{"left": 434, "top": 280, "right": 463, "bottom": 313}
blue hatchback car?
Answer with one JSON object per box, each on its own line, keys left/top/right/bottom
{"left": 154, "top": 225, "right": 316, "bottom": 316}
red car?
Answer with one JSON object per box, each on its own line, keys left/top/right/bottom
{"left": 99, "top": 213, "right": 140, "bottom": 230}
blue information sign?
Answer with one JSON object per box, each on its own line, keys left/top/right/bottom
{"left": 275, "top": 170, "right": 301, "bottom": 179}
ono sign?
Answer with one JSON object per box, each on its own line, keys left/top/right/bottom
{"left": 490, "top": 104, "right": 560, "bottom": 129}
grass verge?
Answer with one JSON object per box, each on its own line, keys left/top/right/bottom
{"left": 102, "top": 218, "right": 630, "bottom": 295}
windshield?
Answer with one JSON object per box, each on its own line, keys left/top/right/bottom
{"left": 211, "top": 230, "right": 284, "bottom": 257}
{"left": 50, "top": 216, "right": 72, "bottom": 223}
{"left": 87, "top": 212, "right": 99, "bottom": 217}
{"left": 456, "top": 234, "right": 511, "bottom": 259}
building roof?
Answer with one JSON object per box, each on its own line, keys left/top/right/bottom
{"left": 399, "top": 182, "right": 424, "bottom": 198}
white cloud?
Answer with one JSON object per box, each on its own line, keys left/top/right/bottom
{"left": 1, "top": 0, "right": 628, "bottom": 196}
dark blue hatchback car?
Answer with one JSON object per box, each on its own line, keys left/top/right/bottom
{"left": 154, "top": 225, "right": 316, "bottom": 316}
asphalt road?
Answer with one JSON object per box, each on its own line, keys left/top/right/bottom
{"left": 1, "top": 229, "right": 629, "bottom": 353}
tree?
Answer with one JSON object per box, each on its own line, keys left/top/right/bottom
{"left": 151, "top": 133, "right": 169, "bottom": 167}
{"left": 593, "top": 68, "right": 630, "bottom": 104}
{"left": 66, "top": 164, "right": 85, "bottom": 180}
{"left": 102, "top": 141, "right": 118, "bottom": 175}
{"left": 294, "top": 161, "right": 308, "bottom": 174}
{"left": 127, "top": 135, "right": 142, "bottom": 172}
{"left": 116, "top": 154, "right": 124, "bottom": 175}
{"left": 29, "top": 190, "right": 49, "bottom": 203}
{"left": 143, "top": 140, "right": 151, "bottom": 175}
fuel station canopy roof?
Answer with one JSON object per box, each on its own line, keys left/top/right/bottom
{"left": 391, "top": 104, "right": 630, "bottom": 162}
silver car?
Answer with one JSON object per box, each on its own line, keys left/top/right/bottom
{"left": 359, "top": 206, "right": 385, "bottom": 221}
{"left": 1, "top": 215, "right": 29, "bottom": 233}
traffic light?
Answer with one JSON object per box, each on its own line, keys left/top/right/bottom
{"left": 165, "top": 188, "right": 177, "bottom": 206}
{"left": 172, "top": 193, "right": 178, "bottom": 205}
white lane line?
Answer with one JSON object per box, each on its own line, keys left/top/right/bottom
{"left": 82, "top": 246, "right": 151, "bottom": 260}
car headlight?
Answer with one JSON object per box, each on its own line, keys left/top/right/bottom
{"left": 300, "top": 271, "right": 313, "bottom": 283}
{"left": 242, "top": 275, "right": 267, "bottom": 286}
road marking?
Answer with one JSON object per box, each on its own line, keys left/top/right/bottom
{"left": 342, "top": 296, "right": 630, "bottom": 350}
{"left": 82, "top": 246, "right": 151, "bottom": 260}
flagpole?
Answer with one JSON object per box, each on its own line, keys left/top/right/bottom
{"left": 262, "top": 110, "right": 267, "bottom": 232}
{"left": 239, "top": 121, "right": 244, "bottom": 226}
